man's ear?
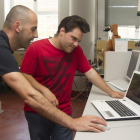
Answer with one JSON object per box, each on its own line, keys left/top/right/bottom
{"left": 60, "top": 27, "right": 65, "bottom": 36}
{"left": 14, "top": 21, "right": 22, "bottom": 33}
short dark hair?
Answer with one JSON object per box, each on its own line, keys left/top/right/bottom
{"left": 56, "top": 15, "right": 90, "bottom": 35}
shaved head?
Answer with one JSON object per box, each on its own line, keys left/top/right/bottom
{"left": 4, "top": 5, "right": 34, "bottom": 29}
{"left": 3, "top": 5, "right": 38, "bottom": 50}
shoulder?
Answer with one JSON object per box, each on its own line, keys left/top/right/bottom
{"left": 31, "top": 38, "right": 49, "bottom": 46}
{"left": 27, "top": 38, "right": 50, "bottom": 50}
{"left": 73, "top": 45, "right": 84, "bottom": 55}
{"left": 0, "top": 42, "right": 11, "bottom": 55}
{"left": 0, "top": 37, "right": 9, "bottom": 49}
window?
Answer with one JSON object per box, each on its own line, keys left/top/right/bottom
{"left": 12, "top": 0, "right": 58, "bottom": 39}
{"left": 108, "top": 26, "right": 140, "bottom": 41}
{"left": 118, "top": 26, "right": 135, "bottom": 39}
{"left": 12, "top": 0, "right": 34, "bottom": 11}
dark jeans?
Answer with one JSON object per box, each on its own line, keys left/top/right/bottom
{"left": 25, "top": 111, "right": 73, "bottom": 140}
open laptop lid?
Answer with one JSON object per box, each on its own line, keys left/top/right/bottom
{"left": 125, "top": 70, "right": 140, "bottom": 110}
{"left": 125, "top": 50, "right": 140, "bottom": 80}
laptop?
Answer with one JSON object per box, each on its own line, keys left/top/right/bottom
{"left": 91, "top": 70, "right": 140, "bottom": 121}
{"left": 108, "top": 50, "right": 140, "bottom": 92}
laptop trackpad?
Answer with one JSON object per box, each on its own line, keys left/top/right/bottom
{"left": 92, "top": 100, "right": 120, "bottom": 118}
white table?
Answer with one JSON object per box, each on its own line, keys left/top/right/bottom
{"left": 74, "top": 83, "right": 140, "bottom": 140}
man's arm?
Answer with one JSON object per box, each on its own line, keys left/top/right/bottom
{"left": 22, "top": 73, "right": 58, "bottom": 107}
{"left": 84, "top": 68, "right": 125, "bottom": 98}
{"left": 2, "top": 72, "right": 107, "bottom": 132}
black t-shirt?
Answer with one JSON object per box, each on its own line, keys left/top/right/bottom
{"left": 0, "top": 30, "right": 20, "bottom": 77}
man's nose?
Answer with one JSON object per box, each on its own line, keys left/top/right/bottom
{"left": 74, "top": 41, "right": 79, "bottom": 47}
{"left": 34, "top": 30, "right": 38, "bottom": 38}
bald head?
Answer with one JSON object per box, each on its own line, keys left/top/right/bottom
{"left": 4, "top": 5, "right": 35, "bottom": 29}
{"left": 3, "top": 5, "right": 38, "bottom": 51}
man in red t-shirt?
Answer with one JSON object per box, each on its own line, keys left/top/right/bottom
{"left": 20, "top": 15, "right": 124, "bottom": 140}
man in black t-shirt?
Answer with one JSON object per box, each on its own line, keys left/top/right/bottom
{"left": 0, "top": 5, "right": 110, "bottom": 134}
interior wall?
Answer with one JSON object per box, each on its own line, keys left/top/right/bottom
{"left": 0, "top": 0, "right": 4, "bottom": 30}
{"left": 0, "top": 0, "right": 11, "bottom": 30}
{"left": 69, "top": 0, "right": 96, "bottom": 91}
{"left": 70, "top": 0, "right": 96, "bottom": 62}
{"left": 4, "top": 0, "right": 11, "bottom": 20}
{"left": 97, "top": 0, "right": 108, "bottom": 40}
{"left": 58, "top": 0, "right": 69, "bottom": 24}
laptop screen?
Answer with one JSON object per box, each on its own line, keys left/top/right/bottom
{"left": 126, "top": 51, "right": 140, "bottom": 80}
{"left": 126, "top": 72, "right": 140, "bottom": 105}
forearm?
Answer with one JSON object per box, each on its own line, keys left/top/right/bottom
{"left": 22, "top": 73, "right": 51, "bottom": 95}
{"left": 26, "top": 90, "right": 75, "bottom": 130}
{"left": 2, "top": 72, "right": 75, "bottom": 130}
{"left": 22, "top": 73, "right": 58, "bottom": 106}
{"left": 85, "top": 68, "right": 113, "bottom": 96}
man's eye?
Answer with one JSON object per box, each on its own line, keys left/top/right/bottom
{"left": 72, "top": 37, "right": 76, "bottom": 41}
{"left": 31, "top": 28, "right": 36, "bottom": 32}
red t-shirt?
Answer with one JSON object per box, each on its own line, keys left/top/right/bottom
{"left": 20, "top": 39, "right": 91, "bottom": 115}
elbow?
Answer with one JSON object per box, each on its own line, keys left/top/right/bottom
{"left": 22, "top": 89, "right": 46, "bottom": 111}
{"left": 22, "top": 89, "right": 37, "bottom": 107}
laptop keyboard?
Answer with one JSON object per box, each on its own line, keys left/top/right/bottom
{"left": 106, "top": 100, "right": 138, "bottom": 117}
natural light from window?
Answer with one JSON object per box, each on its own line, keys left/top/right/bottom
{"left": 108, "top": 26, "right": 140, "bottom": 41}
{"left": 118, "top": 26, "right": 135, "bottom": 39}
{"left": 13, "top": 0, "right": 58, "bottom": 39}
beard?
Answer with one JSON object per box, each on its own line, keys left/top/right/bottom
{"left": 17, "top": 28, "right": 33, "bottom": 49}
{"left": 17, "top": 34, "right": 32, "bottom": 49}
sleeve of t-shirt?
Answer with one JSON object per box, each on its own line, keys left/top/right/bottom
{"left": 0, "top": 48, "right": 20, "bottom": 76}
{"left": 76, "top": 46, "right": 92, "bottom": 73}
{"left": 20, "top": 43, "right": 38, "bottom": 76}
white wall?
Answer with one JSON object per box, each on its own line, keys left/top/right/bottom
{"left": 97, "top": 0, "right": 108, "bottom": 40}
{"left": 69, "top": 0, "right": 96, "bottom": 91}
{"left": 4, "top": 0, "right": 11, "bottom": 20}
{"left": 58, "top": 0, "right": 69, "bottom": 24}
{"left": 0, "top": 0, "right": 11, "bottom": 30}
{"left": 70, "top": 0, "right": 96, "bottom": 62}
{"left": 0, "top": 0, "right": 4, "bottom": 30}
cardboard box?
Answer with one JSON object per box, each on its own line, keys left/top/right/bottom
{"left": 128, "top": 41, "right": 135, "bottom": 50}
{"left": 13, "top": 51, "right": 25, "bottom": 67}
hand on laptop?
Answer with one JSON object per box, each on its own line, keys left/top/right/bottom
{"left": 109, "top": 91, "right": 125, "bottom": 98}
{"left": 74, "top": 115, "right": 107, "bottom": 132}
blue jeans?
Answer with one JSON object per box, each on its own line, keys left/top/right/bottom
{"left": 25, "top": 111, "right": 73, "bottom": 140}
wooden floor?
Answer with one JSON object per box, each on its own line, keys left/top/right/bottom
{"left": 0, "top": 90, "right": 88, "bottom": 140}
